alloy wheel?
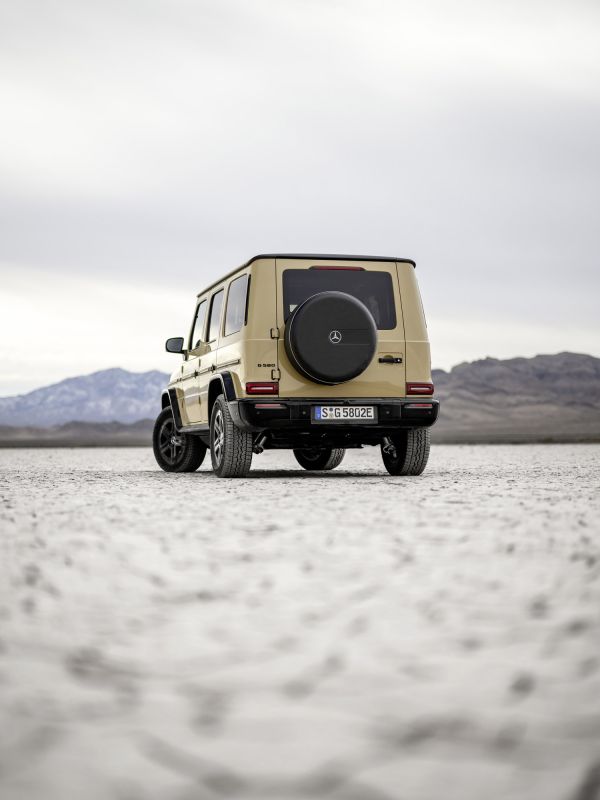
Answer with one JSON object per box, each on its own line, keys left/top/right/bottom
{"left": 158, "top": 418, "right": 184, "bottom": 466}
{"left": 212, "top": 408, "right": 224, "bottom": 465}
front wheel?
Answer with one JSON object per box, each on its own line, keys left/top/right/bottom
{"left": 210, "top": 396, "right": 253, "bottom": 478}
{"left": 381, "top": 428, "right": 430, "bottom": 476}
{"left": 293, "top": 447, "right": 346, "bottom": 471}
{"left": 153, "top": 407, "right": 206, "bottom": 472}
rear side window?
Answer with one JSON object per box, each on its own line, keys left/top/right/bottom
{"left": 224, "top": 274, "right": 249, "bottom": 336}
{"left": 207, "top": 289, "right": 224, "bottom": 342}
{"left": 189, "top": 300, "right": 208, "bottom": 349}
{"left": 282, "top": 269, "right": 396, "bottom": 329}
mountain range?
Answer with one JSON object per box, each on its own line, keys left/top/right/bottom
{"left": 432, "top": 352, "right": 600, "bottom": 442}
{"left": 0, "top": 368, "right": 167, "bottom": 426}
{"left": 0, "top": 353, "right": 599, "bottom": 444}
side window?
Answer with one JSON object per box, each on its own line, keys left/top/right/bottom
{"left": 224, "top": 274, "right": 249, "bottom": 337}
{"left": 189, "top": 300, "right": 207, "bottom": 350}
{"left": 207, "top": 289, "right": 224, "bottom": 343}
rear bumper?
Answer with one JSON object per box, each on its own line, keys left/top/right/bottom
{"left": 229, "top": 397, "right": 439, "bottom": 434}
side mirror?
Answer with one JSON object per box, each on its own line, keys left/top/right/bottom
{"left": 165, "top": 336, "right": 185, "bottom": 354}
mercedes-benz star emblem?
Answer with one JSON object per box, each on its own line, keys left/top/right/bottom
{"left": 329, "top": 330, "right": 342, "bottom": 344}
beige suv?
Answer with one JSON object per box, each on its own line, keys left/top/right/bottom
{"left": 153, "top": 254, "right": 438, "bottom": 478}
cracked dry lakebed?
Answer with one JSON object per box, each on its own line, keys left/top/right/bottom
{"left": 1, "top": 445, "right": 599, "bottom": 800}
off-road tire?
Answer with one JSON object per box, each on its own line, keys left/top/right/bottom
{"left": 381, "top": 428, "right": 430, "bottom": 476}
{"left": 293, "top": 447, "right": 346, "bottom": 471}
{"left": 153, "top": 407, "right": 206, "bottom": 473}
{"left": 210, "top": 395, "right": 253, "bottom": 478}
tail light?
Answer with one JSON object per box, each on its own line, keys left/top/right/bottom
{"left": 406, "top": 382, "right": 434, "bottom": 396}
{"left": 246, "top": 382, "right": 279, "bottom": 395}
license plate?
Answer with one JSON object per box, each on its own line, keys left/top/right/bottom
{"left": 312, "top": 405, "right": 377, "bottom": 423}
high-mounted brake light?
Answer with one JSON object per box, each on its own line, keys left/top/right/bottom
{"left": 246, "top": 382, "right": 279, "bottom": 395}
{"left": 311, "top": 266, "right": 364, "bottom": 271}
{"left": 406, "top": 382, "right": 434, "bottom": 396}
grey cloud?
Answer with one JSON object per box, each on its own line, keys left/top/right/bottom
{"left": 1, "top": 0, "right": 599, "bottom": 349}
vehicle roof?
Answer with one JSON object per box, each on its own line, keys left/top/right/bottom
{"left": 196, "top": 253, "right": 416, "bottom": 298}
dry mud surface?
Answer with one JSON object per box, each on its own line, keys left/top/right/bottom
{"left": 1, "top": 445, "right": 600, "bottom": 800}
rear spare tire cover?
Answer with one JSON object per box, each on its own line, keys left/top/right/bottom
{"left": 284, "top": 291, "right": 377, "bottom": 385}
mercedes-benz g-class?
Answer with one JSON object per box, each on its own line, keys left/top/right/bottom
{"left": 153, "top": 254, "right": 438, "bottom": 477}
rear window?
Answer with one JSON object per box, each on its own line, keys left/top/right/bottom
{"left": 282, "top": 268, "right": 396, "bottom": 330}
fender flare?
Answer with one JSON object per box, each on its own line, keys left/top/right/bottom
{"left": 207, "top": 372, "right": 237, "bottom": 422}
{"left": 210, "top": 371, "right": 237, "bottom": 402}
{"left": 164, "top": 373, "right": 237, "bottom": 432}
{"left": 165, "top": 388, "right": 184, "bottom": 429}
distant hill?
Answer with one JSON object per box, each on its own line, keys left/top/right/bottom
{"left": 432, "top": 352, "right": 600, "bottom": 442}
{"left": 0, "top": 368, "right": 168, "bottom": 427}
{"left": 0, "top": 354, "right": 599, "bottom": 445}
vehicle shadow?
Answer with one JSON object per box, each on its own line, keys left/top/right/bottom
{"left": 238, "top": 469, "right": 380, "bottom": 479}
{"left": 137, "top": 469, "right": 382, "bottom": 480}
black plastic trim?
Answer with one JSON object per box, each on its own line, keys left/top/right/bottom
{"left": 230, "top": 397, "right": 439, "bottom": 434}
{"left": 218, "top": 371, "right": 237, "bottom": 401}
{"left": 167, "top": 388, "right": 184, "bottom": 430}
{"left": 203, "top": 371, "right": 237, "bottom": 404}
{"left": 244, "top": 275, "right": 251, "bottom": 325}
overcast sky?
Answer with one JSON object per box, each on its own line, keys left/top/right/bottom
{"left": 1, "top": 0, "right": 599, "bottom": 395}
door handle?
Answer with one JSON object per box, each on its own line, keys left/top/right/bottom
{"left": 379, "top": 356, "right": 402, "bottom": 364}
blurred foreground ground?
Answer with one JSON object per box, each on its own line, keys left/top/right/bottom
{"left": 1, "top": 445, "right": 599, "bottom": 800}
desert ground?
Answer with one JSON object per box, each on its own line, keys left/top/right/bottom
{"left": 1, "top": 445, "right": 599, "bottom": 800}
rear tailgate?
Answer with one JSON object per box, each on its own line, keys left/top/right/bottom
{"left": 275, "top": 257, "right": 406, "bottom": 398}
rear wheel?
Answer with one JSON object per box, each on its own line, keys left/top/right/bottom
{"left": 293, "top": 447, "right": 346, "bottom": 471}
{"left": 153, "top": 407, "right": 206, "bottom": 473}
{"left": 210, "top": 396, "right": 253, "bottom": 478}
{"left": 381, "top": 428, "right": 430, "bottom": 476}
